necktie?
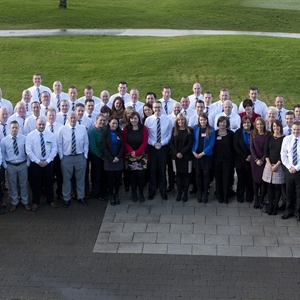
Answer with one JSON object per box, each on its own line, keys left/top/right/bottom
{"left": 253, "top": 102, "right": 255, "bottom": 112}
{"left": 21, "top": 116, "right": 26, "bottom": 125}
{"left": 221, "top": 105, "right": 224, "bottom": 112}
{"left": 2, "top": 124, "right": 6, "bottom": 137}
{"left": 164, "top": 102, "right": 168, "bottom": 115}
{"left": 205, "top": 107, "right": 209, "bottom": 115}
{"left": 50, "top": 125, "right": 54, "bottom": 133}
{"left": 133, "top": 103, "right": 136, "bottom": 111}
{"left": 26, "top": 103, "right": 29, "bottom": 112}
{"left": 278, "top": 111, "right": 282, "bottom": 122}
{"left": 72, "top": 103, "right": 75, "bottom": 111}
{"left": 63, "top": 114, "right": 67, "bottom": 125}
{"left": 71, "top": 128, "right": 76, "bottom": 155}
{"left": 40, "top": 132, "right": 46, "bottom": 157}
{"left": 156, "top": 118, "right": 161, "bottom": 143}
{"left": 78, "top": 120, "right": 82, "bottom": 125}
{"left": 195, "top": 97, "right": 198, "bottom": 101}
{"left": 88, "top": 114, "right": 92, "bottom": 118}
{"left": 288, "top": 128, "right": 292, "bottom": 135}
{"left": 45, "top": 107, "right": 48, "bottom": 113}
{"left": 293, "top": 138, "right": 298, "bottom": 166}
{"left": 12, "top": 137, "right": 19, "bottom": 156}
{"left": 56, "top": 95, "right": 61, "bottom": 112}
{"left": 184, "top": 110, "right": 187, "bottom": 115}
{"left": 37, "top": 88, "right": 41, "bottom": 103}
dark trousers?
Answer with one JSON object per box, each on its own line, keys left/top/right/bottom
{"left": 107, "top": 170, "right": 122, "bottom": 196}
{"left": 53, "top": 154, "right": 62, "bottom": 197}
{"left": 148, "top": 145, "right": 168, "bottom": 195}
{"left": 286, "top": 169, "right": 300, "bottom": 213}
{"left": 236, "top": 168, "right": 254, "bottom": 202}
{"left": 30, "top": 161, "right": 54, "bottom": 204}
{"left": 130, "top": 169, "right": 145, "bottom": 196}
{"left": 90, "top": 153, "right": 107, "bottom": 198}
{"left": 195, "top": 168, "right": 211, "bottom": 201}
{"left": 167, "top": 153, "right": 175, "bottom": 187}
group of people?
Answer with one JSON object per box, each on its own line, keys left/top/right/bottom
{"left": 0, "top": 74, "right": 300, "bottom": 223}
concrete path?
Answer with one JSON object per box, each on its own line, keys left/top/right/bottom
{"left": 1, "top": 29, "right": 300, "bottom": 38}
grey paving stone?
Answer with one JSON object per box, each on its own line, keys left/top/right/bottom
{"left": 254, "top": 236, "right": 278, "bottom": 246}
{"left": 127, "top": 205, "right": 151, "bottom": 214}
{"left": 230, "top": 235, "right": 253, "bottom": 246}
{"left": 264, "top": 226, "right": 288, "bottom": 236}
{"left": 217, "top": 207, "right": 240, "bottom": 216}
{"left": 193, "top": 224, "right": 217, "bottom": 234}
{"left": 133, "top": 232, "right": 157, "bottom": 243}
{"left": 170, "top": 224, "right": 194, "bottom": 234}
{"left": 118, "top": 243, "right": 143, "bottom": 254}
{"left": 150, "top": 205, "right": 173, "bottom": 215}
{"left": 172, "top": 206, "right": 195, "bottom": 215}
{"left": 102, "top": 213, "right": 115, "bottom": 223}
{"left": 266, "top": 246, "right": 293, "bottom": 258}
{"left": 108, "top": 232, "right": 134, "bottom": 243}
{"left": 123, "top": 222, "right": 147, "bottom": 233}
{"left": 99, "top": 222, "right": 124, "bottom": 232}
{"left": 274, "top": 217, "right": 298, "bottom": 227}
{"left": 192, "top": 245, "right": 217, "bottom": 255}
{"left": 251, "top": 216, "right": 275, "bottom": 226}
{"left": 217, "top": 245, "right": 242, "bottom": 256}
{"left": 241, "top": 225, "right": 264, "bottom": 236}
{"left": 146, "top": 223, "right": 170, "bottom": 233}
{"left": 291, "top": 247, "right": 300, "bottom": 257}
{"left": 205, "top": 234, "right": 229, "bottom": 245}
{"left": 229, "top": 216, "right": 251, "bottom": 226}
{"left": 182, "top": 215, "right": 205, "bottom": 224}
{"left": 195, "top": 206, "right": 217, "bottom": 215}
{"left": 242, "top": 246, "right": 267, "bottom": 257}
{"left": 94, "top": 232, "right": 109, "bottom": 243}
{"left": 93, "top": 242, "right": 119, "bottom": 253}
{"left": 239, "top": 207, "right": 262, "bottom": 216}
{"left": 217, "top": 225, "right": 241, "bottom": 235}
{"left": 181, "top": 233, "right": 204, "bottom": 244}
{"left": 136, "top": 214, "right": 160, "bottom": 223}
{"left": 278, "top": 236, "right": 300, "bottom": 246}
{"left": 157, "top": 233, "right": 181, "bottom": 243}
{"left": 106, "top": 204, "right": 129, "bottom": 213}
{"left": 205, "top": 215, "right": 228, "bottom": 225}
{"left": 167, "top": 244, "right": 192, "bottom": 255}
{"left": 114, "top": 213, "right": 138, "bottom": 223}
{"left": 288, "top": 227, "right": 300, "bottom": 236}
{"left": 160, "top": 214, "right": 183, "bottom": 224}
{"left": 142, "top": 243, "right": 168, "bottom": 254}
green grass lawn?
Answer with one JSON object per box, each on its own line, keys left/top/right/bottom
{"left": 1, "top": 35, "right": 299, "bottom": 109}
{"left": 1, "top": 0, "right": 300, "bottom": 32}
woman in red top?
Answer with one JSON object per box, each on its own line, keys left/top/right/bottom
{"left": 123, "top": 112, "right": 149, "bottom": 202}
{"left": 239, "top": 99, "right": 261, "bottom": 123}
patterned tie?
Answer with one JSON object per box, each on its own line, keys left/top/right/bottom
{"left": 88, "top": 114, "right": 92, "bottom": 118}
{"left": 293, "top": 138, "right": 298, "bottom": 166}
{"left": 278, "top": 111, "right": 282, "bottom": 122}
{"left": 78, "top": 120, "right": 82, "bottom": 125}
{"left": 253, "top": 102, "right": 255, "bottom": 112}
{"left": 26, "top": 103, "right": 29, "bottom": 112}
{"left": 156, "top": 118, "right": 161, "bottom": 143}
{"left": 22, "top": 116, "right": 26, "bottom": 125}
{"left": 63, "top": 114, "right": 67, "bottom": 125}
{"left": 37, "top": 88, "right": 41, "bottom": 103}
{"left": 50, "top": 125, "right": 54, "bottom": 133}
{"left": 2, "top": 124, "right": 6, "bottom": 137}
{"left": 71, "top": 127, "right": 76, "bottom": 155}
{"left": 72, "top": 103, "right": 75, "bottom": 111}
{"left": 288, "top": 128, "right": 292, "bottom": 135}
{"left": 164, "top": 102, "right": 168, "bottom": 115}
{"left": 56, "top": 95, "right": 61, "bottom": 112}
{"left": 12, "top": 137, "right": 19, "bottom": 156}
{"left": 184, "top": 110, "right": 187, "bottom": 115}
{"left": 195, "top": 97, "right": 198, "bottom": 101}
{"left": 40, "top": 132, "right": 46, "bottom": 157}
{"left": 222, "top": 105, "right": 224, "bottom": 112}
{"left": 205, "top": 107, "right": 209, "bottom": 115}
{"left": 133, "top": 103, "right": 136, "bottom": 111}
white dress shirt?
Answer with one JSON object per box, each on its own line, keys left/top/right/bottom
{"left": 188, "top": 114, "right": 214, "bottom": 128}
{"left": 125, "top": 101, "right": 144, "bottom": 112}
{"left": 56, "top": 112, "right": 69, "bottom": 125}
{"left": 214, "top": 112, "right": 241, "bottom": 132}
{"left": 188, "top": 93, "right": 203, "bottom": 109}
{"left": 7, "top": 113, "right": 30, "bottom": 135}
{"left": 26, "top": 129, "right": 57, "bottom": 164}
{"left": 40, "top": 104, "right": 58, "bottom": 117}
{"left": 94, "top": 101, "right": 112, "bottom": 112}
{"left": 1, "top": 134, "right": 28, "bottom": 168}
{"left": 28, "top": 85, "right": 52, "bottom": 103}
{"left": 159, "top": 98, "right": 176, "bottom": 115}
{"left": 0, "top": 98, "right": 14, "bottom": 116}
{"left": 57, "top": 124, "right": 89, "bottom": 159}
{"left": 50, "top": 92, "right": 70, "bottom": 109}
{"left": 23, "top": 115, "right": 40, "bottom": 136}
{"left": 0, "top": 122, "right": 10, "bottom": 140}
{"left": 145, "top": 114, "right": 173, "bottom": 146}
{"left": 283, "top": 126, "right": 292, "bottom": 136}
{"left": 84, "top": 111, "right": 97, "bottom": 124}
{"left": 45, "top": 121, "right": 63, "bottom": 139}
{"left": 181, "top": 108, "right": 195, "bottom": 119}
{"left": 281, "top": 135, "right": 300, "bottom": 171}
{"left": 109, "top": 93, "right": 130, "bottom": 104}
{"left": 66, "top": 116, "right": 93, "bottom": 130}
{"left": 213, "top": 100, "right": 238, "bottom": 116}
{"left": 238, "top": 99, "right": 267, "bottom": 119}
{"left": 77, "top": 95, "right": 101, "bottom": 106}
{"left": 276, "top": 107, "right": 288, "bottom": 127}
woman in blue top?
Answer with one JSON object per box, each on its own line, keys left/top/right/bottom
{"left": 192, "top": 113, "right": 215, "bottom": 203}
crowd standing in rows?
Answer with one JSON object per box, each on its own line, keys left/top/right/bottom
{"left": 0, "top": 74, "right": 300, "bottom": 224}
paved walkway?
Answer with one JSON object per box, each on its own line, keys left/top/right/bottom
{"left": 1, "top": 29, "right": 300, "bottom": 38}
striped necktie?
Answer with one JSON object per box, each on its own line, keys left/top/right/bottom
{"left": 63, "top": 114, "right": 67, "bottom": 125}
{"left": 56, "top": 95, "right": 61, "bottom": 111}
{"left": 293, "top": 138, "right": 298, "bottom": 166}
{"left": 278, "top": 110, "right": 282, "bottom": 122}
{"left": 288, "top": 128, "right": 292, "bottom": 135}
{"left": 71, "top": 128, "right": 76, "bottom": 155}
{"left": 156, "top": 118, "right": 161, "bottom": 143}
{"left": 2, "top": 124, "right": 6, "bottom": 137}
{"left": 37, "top": 88, "right": 41, "bottom": 103}
{"left": 50, "top": 125, "right": 54, "bottom": 133}
{"left": 40, "top": 132, "right": 46, "bottom": 157}
{"left": 72, "top": 102, "right": 75, "bottom": 111}
{"left": 133, "top": 103, "right": 136, "bottom": 111}
{"left": 164, "top": 102, "right": 168, "bottom": 115}
{"left": 26, "top": 103, "right": 29, "bottom": 112}
{"left": 12, "top": 137, "right": 19, "bottom": 156}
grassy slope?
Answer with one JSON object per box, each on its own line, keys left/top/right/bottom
{"left": 1, "top": 35, "right": 299, "bottom": 108}
{"left": 1, "top": 0, "right": 300, "bottom": 32}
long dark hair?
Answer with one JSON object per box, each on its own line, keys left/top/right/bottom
{"left": 197, "top": 112, "right": 213, "bottom": 137}
{"left": 127, "top": 111, "right": 144, "bottom": 132}
{"left": 108, "top": 115, "right": 123, "bottom": 140}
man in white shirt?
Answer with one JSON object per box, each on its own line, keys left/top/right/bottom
{"left": 145, "top": 101, "right": 173, "bottom": 200}
{"left": 283, "top": 111, "right": 295, "bottom": 136}
{"left": 202, "top": 91, "right": 216, "bottom": 120}
{"left": 274, "top": 95, "right": 288, "bottom": 127}
{"left": 27, "top": 73, "right": 52, "bottom": 103}
{"left": 0, "top": 107, "right": 10, "bottom": 140}
{"left": 19, "top": 90, "right": 33, "bottom": 114}
{"left": 137, "top": 92, "right": 157, "bottom": 118}
{"left": 26, "top": 117, "right": 57, "bottom": 211}
{"left": 95, "top": 90, "right": 112, "bottom": 112}
{"left": 23, "top": 102, "right": 42, "bottom": 136}
{"left": 84, "top": 99, "right": 97, "bottom": 124}
{"left": 56, "top": 100, "right": 70, "bottom": 125}
{"left": 1, "top": 121, "right": 31, "bottom": 212}
{"left": 50, "top": 81, "right": 70, "bottom": 111}
{"left": 0, "top": 88, "right": 14, "bottom": 116}
{"left": 214, "top": 100, "right": 240, "bottom": 132}
{"left": 238, "top": 86, "right": 267, "bottom": 119}
{"left": 168, "top": 102, "right": 183, "bottom": 125}
{"left": 180, "top": 96, "right": 195, "bottom": 119}
{"left": 68, "top": 103, "right": 93, "bottom": 130}
{"left": 281, "top": 121, "right": 300, "bottom": 221}
{"left": 125, "top": 88, "right": 144, "bottom": 112}
{"left": 7, "top": 102, "right": 29, "bottom": 135}
{"left": 40, "top": 91, "right": 58, "bottom": 117}
{"left": 109, "top": 81, "right": 130, "bottom": 104}
{"left": 188, "top": 82, "right": 203, "bottom": 109}
{"left": 57, "top": 111, "right": 89, "bottom": 208}
{"left": 77, "top": 85, "right": 101, "bottom": 106}
{"left": 68, "top": 86, "right": 79, "bottom": 112}
{"left": 213, "top": 88, "right": 238, "bottom": 116}
{"left": 294, "top": 105, "right": 300, "bottom": 122}
{"left": 188, "top": 100, "right": 214, "bottom": 127}
{"left": 159, "top": 85, "right": 176, "bottom": 115}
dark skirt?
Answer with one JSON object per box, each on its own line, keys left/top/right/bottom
{"left": 104, "top": 159, "right": 124, "bottom": 171}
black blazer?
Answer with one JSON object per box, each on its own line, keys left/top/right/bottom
{"left": 102, "top": 128, "right": 124, "bottom": 162}
{"left": 169, "top": 127, "right": 193, "bottom": 161}
{"left": 233, "top": 128, "right": 251, "bottom": 171}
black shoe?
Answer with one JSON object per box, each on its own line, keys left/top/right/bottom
{"left": 176, "top": 194, "right": 182, "bottom": 202}
{"left": 161, "top": 194, "right": 168, "bottom": 200}
{"left": 110, "top": 196, "right": 116, "bottom": 206}
{"left": 139, "top": 194, "right": 145, "bottom": 202}
{"left": 282, "top": 211, "right": 294, "bottom": 219}
{"left": 166, "top": 185, "right": 174, "bottom": 192}
{"left": 78, "top": 198, "right": 89, "bottom": 206}
{"left": 189, "top": 187, "right": 197, "bottom": 194}
{"left": 148, "top": 193, "right": 155, "bottom": 200}
{"left": 182, "top": 194, "right": 188, "bottom": 202}
{"left": 63, "top": 201, "right": 70, "bottom": 208}
{"left": 278, "top": 204, "right": 286, "bottom": 211}
{"left": 115, "top": 195, "right": 120, "bottom": 205}
{"left": 132, "top": 193, "right": 138, "bottom": 202}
